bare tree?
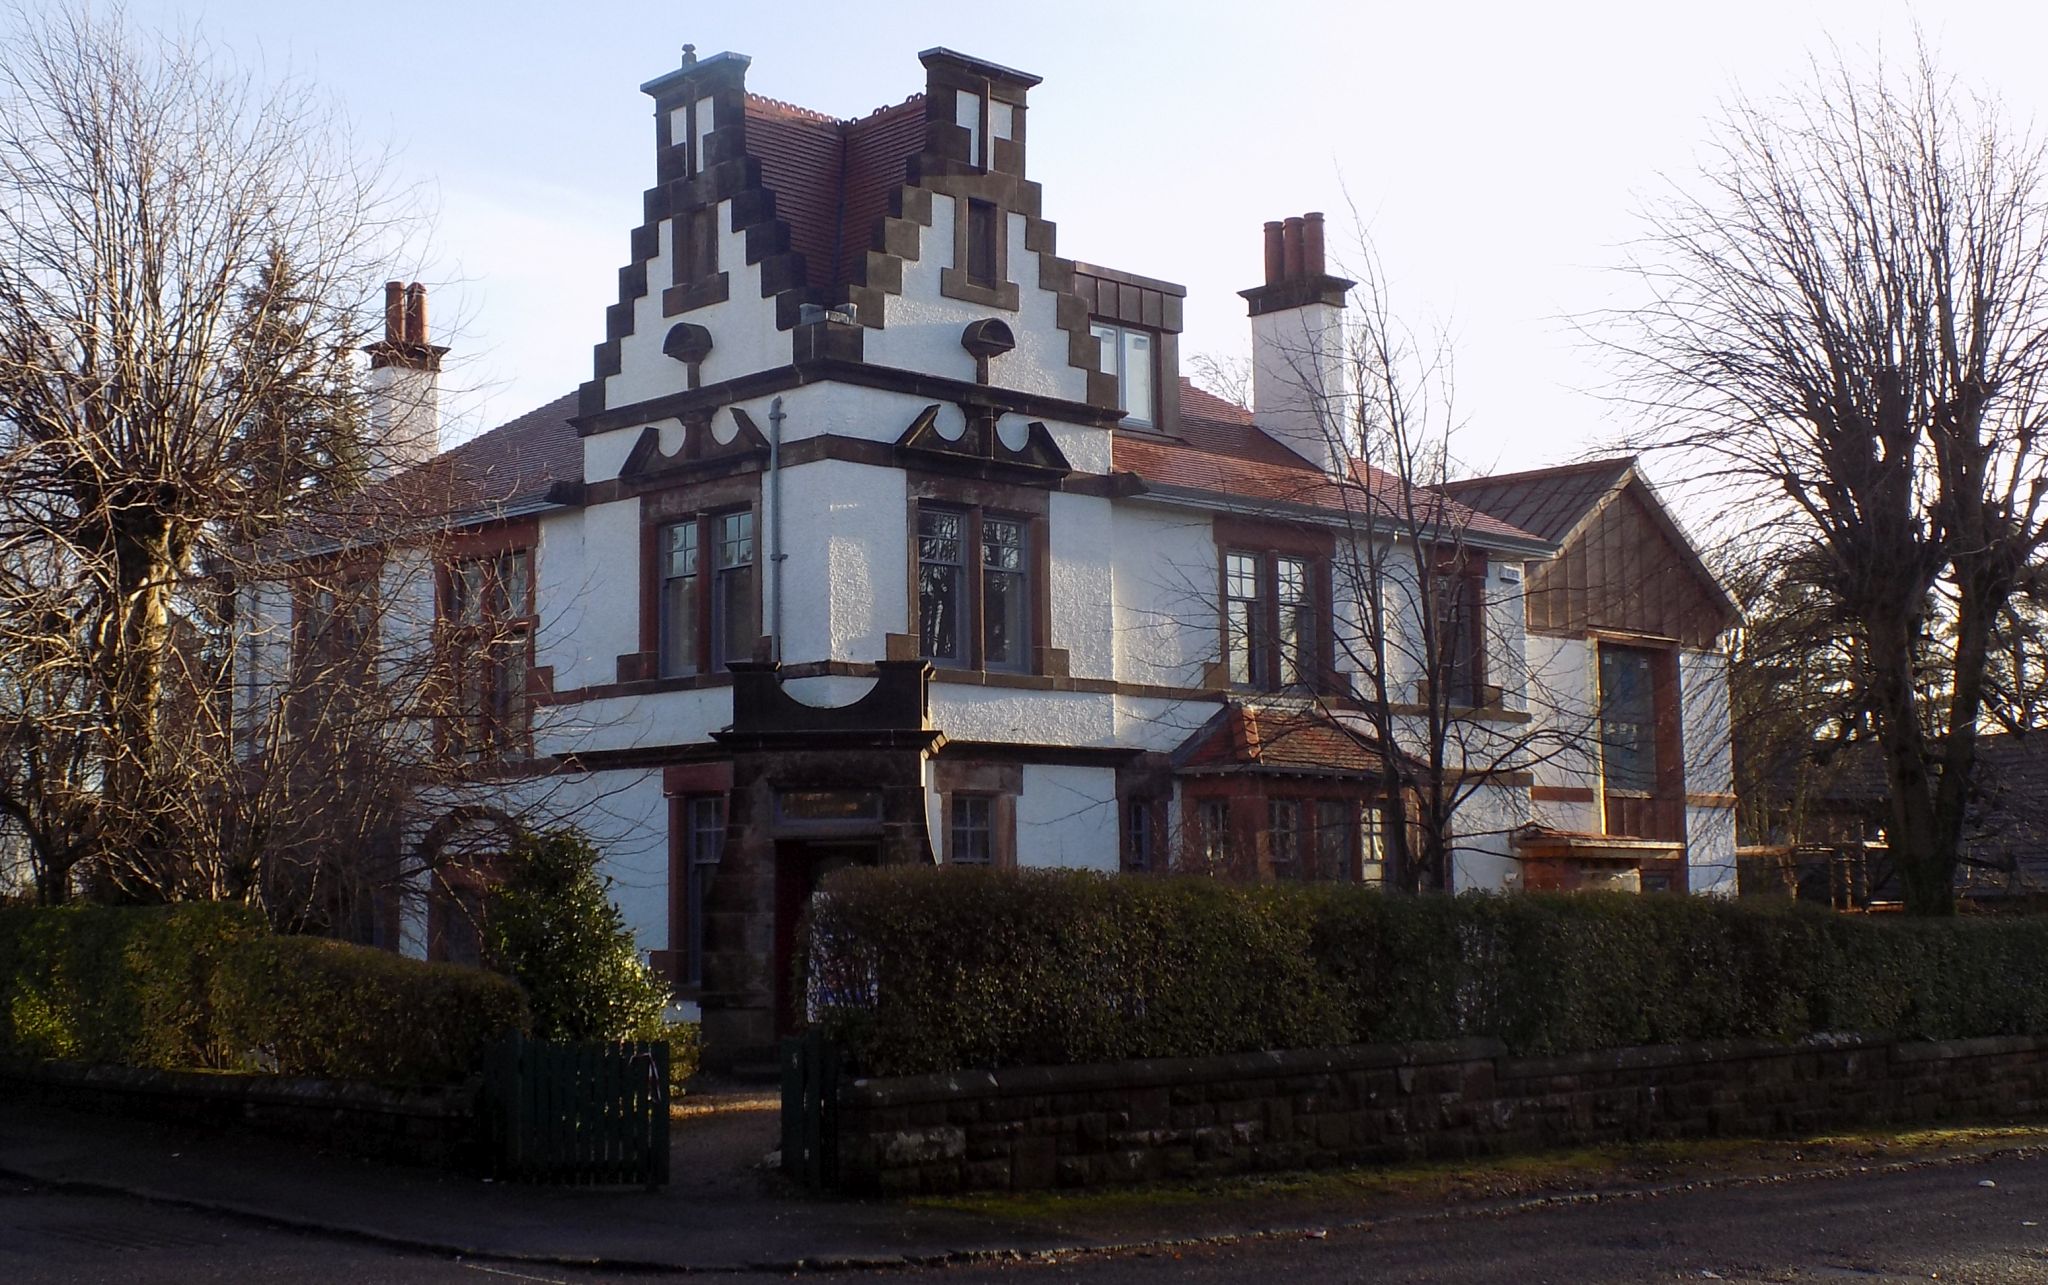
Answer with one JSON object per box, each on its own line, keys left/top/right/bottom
{"left": 1179, "top": 233, "right": 1596, "bottom": 894}
{"left": 0, "top": 5, "right": 552, "bottom": 912}
{"left": 1601, "top": 45, "right": 2048, "bottom": 914}
{"left": 1324, "top": 243, "right": 1596, "bottom": 892}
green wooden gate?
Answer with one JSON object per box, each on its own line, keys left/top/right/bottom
{"left": 482, "top": 1032, "right": 670, "bottom": 1187}
{"left": 780, "top": 1029, "right": 841, "bottom": 1189}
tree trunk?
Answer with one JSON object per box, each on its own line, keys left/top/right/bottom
{"left": 1866, "top": 612, "right": 1953, "bottom": 915}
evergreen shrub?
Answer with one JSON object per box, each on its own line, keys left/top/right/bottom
{"left": 0, "top": 903, "right": 527, "bottom": 1084}
{"left": 484, "top": 828, "right": 673, "bottom": 1044}
{"left": 0, "top": 902, "right": 264, "bottom": 1068}
{"left": 802, "top": 869, "right": 2048, "bottom": 1077}
{"left": 213, "top": 936, "right": 528, "bottom": 1084}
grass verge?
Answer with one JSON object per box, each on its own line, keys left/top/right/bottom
{"left": 913, "top": 1123, "right": 2048, "bottom": 1223}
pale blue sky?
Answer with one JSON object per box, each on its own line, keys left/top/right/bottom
{"left": 119, "top": 0, "right": 2048, "bottom": 472}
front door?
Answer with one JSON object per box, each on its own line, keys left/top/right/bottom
{"left": 772, "top": 840, "right": 878, "bottom": 1035}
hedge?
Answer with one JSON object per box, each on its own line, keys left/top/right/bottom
{"left": 0, "top": 902, "right": 266, "bottom": 1069}
{"left": 801, "top": 868, "right": 2048, "bottom": 1077}
{"left": 0, "top": 904, "right": 528, "bottom": 1085}
{"left": 213, "top": 936, "right": 528, "bottom": 1085}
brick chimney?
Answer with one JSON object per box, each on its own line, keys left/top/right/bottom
{"left": 362, "top": 280, "right": 447, "bottom": 480}
{"left": 1238, "top": 213, "right": 1355, "bottom": 475}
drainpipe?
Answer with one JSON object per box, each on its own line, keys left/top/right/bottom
{"left": 768, "top": 395, "right": 787, "bottom": 662}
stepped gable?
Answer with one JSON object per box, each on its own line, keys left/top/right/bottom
{"left": 740, "top": 93, "right": 928, "bottom": 293}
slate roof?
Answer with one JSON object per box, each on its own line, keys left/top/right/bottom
{"left": 1439, "top": 458, "right": 1636, "bottom": 545}
{"left": 425, "top": 392, "right": 583, "bottom": 518}
{"left": 258, "top": 392, "right": 582, "bottom": 556}
{"left": 1442, "top": 455, "right": 1740, "bottom": 622}
{"left": 1175, "top": 703, "right": 1387, "bottom": 777}
{"left": 1113, "top": 381, "right": 1550, "bottom": 550}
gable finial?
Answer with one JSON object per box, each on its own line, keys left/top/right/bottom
{"left": 680, "top": 43, "right": 697, "bottom": 68}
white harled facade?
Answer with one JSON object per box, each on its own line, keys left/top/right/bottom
{"left": 250, "top": 47, "right": 1741, "bottom": 1061}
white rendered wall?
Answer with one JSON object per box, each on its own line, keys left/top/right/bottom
{"left": 1048, "top": 492, "right": 1114, "bottom": 681}
{"left": 1247, "top": 301, "right": 1347, "bottom": 474}
{"left": 366, "top": 364, "right": 440, "bottom": 479}
{"left": 1109, "top": 501, "right": 1217, "bottom": 689}
{"left": 1680, "top": 646, "right": 1737, "bottom": 894}
{"left": 773, "top": 457, "right": 907, "bottom": 665}
{"left": 863, "top": 197, "right": 1089, "bottom": 404}
{"left": 543, "top": 767, "right": 672, "bottom": 956}
{"left": 931, "top": 684, "right": 1116, "bottom": 747}
{"left": 1688, "top": 803, "right": 1738, "bottom": 895}
{"left": 1450, "top": 781, "right": 1527, "bottom": 892}
{"left": 1015, "top": 764, "right": 1119, "bottom": 871}
{"left": 601, "top": 204, "right": 792, "bottom": 412}
{"left": 1525, "top": 634, "right": 1600, "bottom": 808}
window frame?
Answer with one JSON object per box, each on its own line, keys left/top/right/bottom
{"left": 1597, "top": 643, "right": 1660, "bottom": 798}
{"left": 947, "top": 792, "right": 996, "bottom": 866}
{"left": 1089, "top": 321, "right": 1159, "bottom": 428}
{"left": 438, "top": 538, "right": 536, "bottom": 761}
{"left": 913, "top": 500, "right": 1039, "bottom": 675}
{"left": 1218, "top": 543, "right": 1331, "bottom": 693}
{"left": 290, "top": 562, "right": 380, "bottom": 732}
{"left": 1431, "top": 556, "right": 1490, "bottom": 707}
{"left": 652, "top": 505, "right": 760, "bottom": 679}
{"left": 1267, "top": 798, "right": 1303, "bottom": 880}
{"left": 681, "top": 794, "right": 726, "bottom": 988}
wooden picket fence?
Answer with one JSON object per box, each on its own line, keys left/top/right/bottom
{"left": 481, "top": 1032, "right": 670, "bottom": 1187}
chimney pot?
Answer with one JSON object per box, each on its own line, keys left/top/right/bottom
{"left": 1282, "top": 216, "right": 1305, "bottom": 281}
{"left": 1262, "top": 221, "right": 1286, "bottom": 286}
{"left": 383, "top": 281, "right": 405, "bottom": 345}
{"left": 1303, "top": 212, "right": 1326, "bottom": 278}
{"left": 403, "top": 282, "right": 427, "bottom": 347}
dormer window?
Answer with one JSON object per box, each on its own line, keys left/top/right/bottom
{"left": 955, "top": 88, "right": 1014, "bottom": 171}
{"left": 1091, "top": 322, "right": 1155, "bottom": 428}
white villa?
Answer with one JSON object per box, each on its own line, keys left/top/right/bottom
{"left": 247, "top": 47, "right": 1740, "bottom": 1064}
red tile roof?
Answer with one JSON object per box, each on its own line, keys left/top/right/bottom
{"left": 1115, "top": 380, "right": 1546, "bottom": 547}
{"left": 743, "top": 94, "right": 927, "bottom": 291}
{"left": 1176, "top": 704, "right": 1387, "bottom": 777}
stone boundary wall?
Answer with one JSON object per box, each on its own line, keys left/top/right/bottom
{"left": 830, "top": 1034, "right": 2048, "bottom": 1194}
{"left": 1, "top": 1058, "right": 478, "bottom": 1169}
